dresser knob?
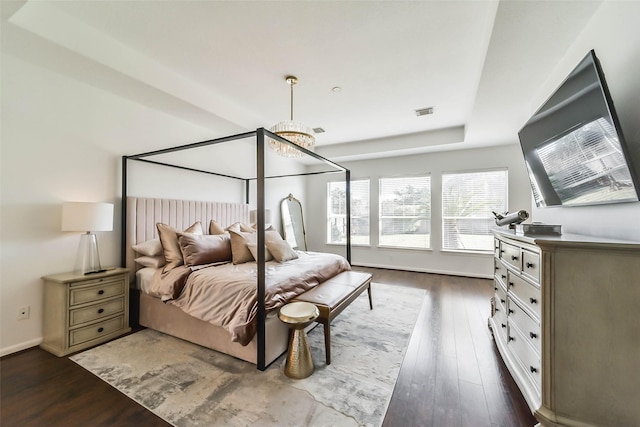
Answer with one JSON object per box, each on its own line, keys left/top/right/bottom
{"left": 501, "top": 274, "right": 507, "bottom": 279}
{"left": 530, "top": 366, "right": 538, "bottom": 373}
{"left": 500, "top": 299, "right": 505, "bottom": 304}
{"left": 501, "top": 323, "right": 506, "bottom": 329}
{"left": 530, "top": 332, "right": 538, "bottom": 339}
{"left": 98, "top": 308, "right": 104, "bottom": 314}
{"left": 508, "top": 336, "right": 515, "bottom": 342}
{"left": 529, "top": 297, "right": 537, "bottom": 304}
{"left": 495, "top": 308, "right": 500, "bottom": 312}
{"left": 508, "top": 309, "right": 514, "bottom": 315}
{"left": 508, "top": 282, "right": 514, "bottom": 288}
{"left": 98, "top": 327, "right": 104, "bottom": 333}
{"left": 511, "top": 255, "right": 518, "bottom": 261}
{"left": 98, "top": 290, "right": 105, "bottom": 295}
{"left": 526, "top": 262, "right": 534, "bottom": 268}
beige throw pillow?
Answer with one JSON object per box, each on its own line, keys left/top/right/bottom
{"left": 209, "top": 219, "right": 225, "bottom": 235}
{"left": 134, "top": 255, "right": 166, "bottom": 268}
{"left": 265, "top": 229, "right": 298, "bottom": 262}
{"left": 157, "top": 221, "right": 203, "bottom": 270}
{"left": 228, "top": 229, "right": 256, "bottom": 264}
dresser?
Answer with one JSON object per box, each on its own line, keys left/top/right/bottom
{"left": 489, "top": 230, "right": 640, "bottom": 426}
{"left": 41, "top": 268, "right": 131, "bottom": 356}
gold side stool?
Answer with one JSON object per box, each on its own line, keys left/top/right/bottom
{"left": 278, "top": 302, "right": 319, "bottom": 379}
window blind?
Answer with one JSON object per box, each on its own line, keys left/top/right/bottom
{"left": 327, "top": 180, "right": 370, "bottom": 245}
{"left": 379, "top": 175, "right": 430, "bottom": 249}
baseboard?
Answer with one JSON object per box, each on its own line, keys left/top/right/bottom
{"left": 351, "top": 262, "right": 493, "bottom": 280}
{"left": 1, "top": 337, "right": 42, "bottom": 357}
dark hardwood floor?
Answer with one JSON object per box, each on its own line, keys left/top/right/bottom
{"left": 1, "top": 268, "right": 536, "bottom": 427}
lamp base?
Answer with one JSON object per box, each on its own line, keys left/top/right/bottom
{"left": 74, "top": 232, "right": 104, "bottom": 275}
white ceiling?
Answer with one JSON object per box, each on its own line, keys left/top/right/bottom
{"left": 3, "top": 0, "right": 604, "bottom": 161}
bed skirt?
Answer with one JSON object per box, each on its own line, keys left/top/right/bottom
{"left": 139, "top": 292, "right": 289, "bottom": 366}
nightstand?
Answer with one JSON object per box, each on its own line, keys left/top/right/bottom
{"left": 41, "top": 268, "right": 131, "bottom": 356}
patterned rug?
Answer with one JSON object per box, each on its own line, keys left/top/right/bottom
{"left": 70, "top": 283, "right": 424, "bottom": 427}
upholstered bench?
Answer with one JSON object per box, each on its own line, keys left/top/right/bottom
{"left": 294, "top": 271, "right": 373, "bottom": 365}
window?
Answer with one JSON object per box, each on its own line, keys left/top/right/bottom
{"left": 442, "top": 170, "right": 508, "bottom": 252}
{"left": 327, "top": 180, "right": 370, "bottom": 245}
{"left": 379, "top": 176, "right": 431, "bottom": 249}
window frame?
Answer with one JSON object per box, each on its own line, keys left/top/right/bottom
{"left": 441, "top": 168, "right": 508, "bottom": 254}
{"left": 326, "top": 178, "right": 371, "bottom": 246}
{"left": 378, "top": 174, "right": 431, "bottom": 250}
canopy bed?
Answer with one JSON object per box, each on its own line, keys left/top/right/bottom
{"left": 121, "top": 128, "right": 353, "bottom": 370}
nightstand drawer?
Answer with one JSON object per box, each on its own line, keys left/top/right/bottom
{"left": 69, "top": 315, "right": 125, "bottom": 347}
{"left": 69, "top": 297, "right": 124, "bottom": 326}
{"left": 69, "top": 279, "right": 124, "bottom": 306}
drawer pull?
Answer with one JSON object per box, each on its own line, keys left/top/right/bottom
{"left": 500, "top": 250, "right": 505, "bottom": 254}
{"left": 508, "top": 309, "right": 514, "bottom": 314}
{"left": 530, "top": 332, "right": 538, "bottom": 339}
{"left": 98, "top": 290, "right": 105, "bottom": 295}
{"left": 98, "top": 327, "right": 104, "bottom": 333}
{"left": 500, "top": 299, "right": 506, "bottom": 304}
{"left": 526, "top": 262, "right": 534, "bottom": 268}
{"left": 501, "top": 323, "right": 506, "bottom": 329}
{"left": 508, "top": 282, "right": 514, "bottom": 288}
{"left": 494, "top": 287, "right": 498, "bottom": 291}
{"left": 508, "top": 336, "right": 515, "bottom": 342}
{"left": 495, "top": 307, "right": 500, "bottom": 312}
{"left": 501, "top": 274, "right": 507, "bottom": 279}
{"left": 529, "top": 297, "right": 537, "bottom": 304}
{"left": 511, "top": 255, "right": 518, "bottom": 261}
{"left": 530, "top": 366, "right": 538, "bottom": 374}
{"left": 98, "top": 308, "right": 104, "bottom": 314}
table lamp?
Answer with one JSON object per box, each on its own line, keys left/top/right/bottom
{"left": 62, "top": 202, "right": 113, "bottom": 274}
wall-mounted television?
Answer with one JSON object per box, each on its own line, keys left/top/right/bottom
{"left": 518, "top": 50, "right": 640, "bottom": 207}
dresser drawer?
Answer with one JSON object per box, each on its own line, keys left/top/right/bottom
{"left": 495, "top": 281, "right": 507, "bottom": 309}
{"left": 522, "top": 249, "right": 541, "bottom": 283}
{"left": 507, "top": 271, "right": 541, "bottom": 320}
{"left": 69, "top": 297, "right": 125, "bottom": 327}
{"left": 494, "top": 238, "right": 501, "bottom": 258}
{"left": 501, "top": 242, "right": 521, "bottom": 271}
{"left": 494, "top": 258, "right": 508, "bottom": 286}
{"left": 69, "top": 315, "right": 125, "bottom": 347}
{"left": 69, "top": 279, "right": 125, "bottom": 306}
{"left": 507, "top": 297, "right": 541, "bottom": 354}
{"left": 508, "top": 322, "right": 541, "bottom": 392}
{"left": 493, "top": 305, "right": 508, "bottom": 342}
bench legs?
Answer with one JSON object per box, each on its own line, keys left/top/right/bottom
{"left": 322, "top": 283, "right": 373, "bottom": 365}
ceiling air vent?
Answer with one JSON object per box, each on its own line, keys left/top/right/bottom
{"left": 313, "top": 127, "right": 325, "bottom": 134}
{"left": 415, "top": 107, "right": 435, "bottom": 117}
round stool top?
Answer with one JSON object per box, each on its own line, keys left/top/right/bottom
{"left": 278, "top": 302, "right": 319, "bottom": 324}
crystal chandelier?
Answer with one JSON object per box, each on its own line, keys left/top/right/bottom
{"left": 268, "top": 76, "right": 315, "bottom": 157}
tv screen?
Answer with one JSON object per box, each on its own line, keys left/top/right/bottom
{"left": 518, "top": 50, "right": 640, "bottom": 207}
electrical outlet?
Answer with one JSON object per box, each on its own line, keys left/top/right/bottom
{"left": 17, "top": 306, "right": 30, "bottom": 320}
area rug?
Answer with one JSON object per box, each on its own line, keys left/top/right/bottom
{"left": 70, "top": 283, "right": 424, "bottom": 427}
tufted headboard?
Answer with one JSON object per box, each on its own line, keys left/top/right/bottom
{"left": 125, "top": 197, "right": 249, "bottom": 284}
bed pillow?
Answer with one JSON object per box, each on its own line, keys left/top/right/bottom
{"left": 246, "top": 242, "right": 274, "bottom": 262}
{"left": 265, "top": 229, "right": 299, "bottom": 262}
{"left": 157, "top": 221, "right": 203, "bottom": 270}
{"left": 178, "top": 232, "right": 232, "bottom": 266}
{"left": 228, "top": 229, "right": 257, "bottom": 264}
{"left": 209, "top": 219, "right": 225, "bottom": 235}
{"left": 226, "top": 222, "right": 254, "bottom": 233}
{"left": 134, "top": 255, "right": 166, "bottom": 268}
{"left": 132, "top": 238, "right": 163, "bottom": 257}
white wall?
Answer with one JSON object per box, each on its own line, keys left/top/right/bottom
{"left": 305, "top": 144, "right": 532, "bottom": 278}
{"left": 530, "top": 1, "right": 640, "bottom": 241}
{"left": 0, "top": 52, "right": 252, "bottom": 356}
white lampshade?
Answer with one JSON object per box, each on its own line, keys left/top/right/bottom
{"left": 250, "top": 209, "right": 272, "bottom": 225}
{"left": 62, "top": 202, "right": 113, "bottom": 232}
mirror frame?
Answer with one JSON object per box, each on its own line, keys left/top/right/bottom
{"left": 281, "top": 193, "right": 307, "bottom": 251}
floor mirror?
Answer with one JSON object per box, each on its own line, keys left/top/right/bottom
{"left": 281, "top": 194, "right": 307, "bottom": 251}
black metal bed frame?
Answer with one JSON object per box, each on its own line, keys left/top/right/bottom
{"left": 121, "top": 128, "right": 351, "bottom": 370}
